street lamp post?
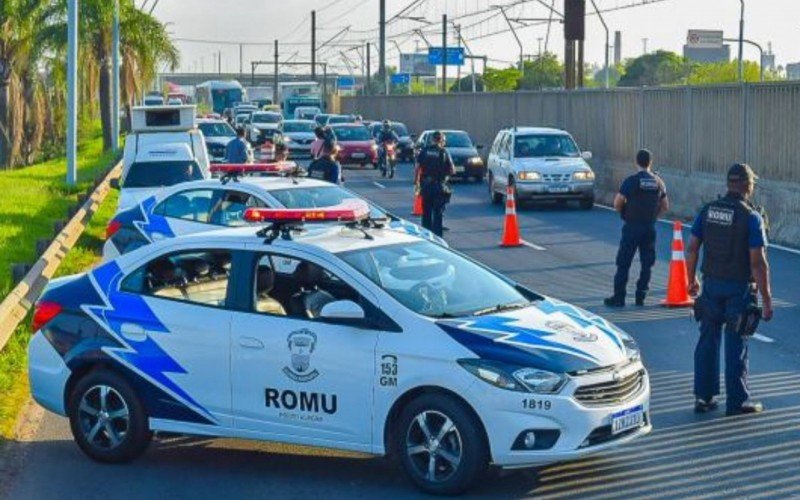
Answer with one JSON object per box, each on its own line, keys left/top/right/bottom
{"left": 66, "top": 0, "right": 78, "bottom": 185}
{"left": 589, "top": 0, "right": 610, "bottom": 89}
{"left": 738, "top": 0, "right": 745, "bottom": 82}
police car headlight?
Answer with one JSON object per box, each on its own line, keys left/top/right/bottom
{"left": 458, "top": 360, "right": 565, "bottom": 394}
{"left": 518, "top": 171, "right": 541, "bottom": 181}
{"left": 619, "top": 331, "right": 641, "bottom": 361}
{"left": 572, "top": 170, "right": 595, "bottom": 181}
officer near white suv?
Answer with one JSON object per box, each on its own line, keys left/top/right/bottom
{"left": 685, "top": 163, "right": 773, "bottom": 416}
{"left": 605, "top": 149, "right": 669, "bottom": 308}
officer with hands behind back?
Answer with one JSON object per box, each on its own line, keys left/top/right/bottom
{"left": 605, "top": 149, "right": 669, "bottom": 308}
{"left": 416, "top": 131, "right": 455, "bottom": 237}
{"left": 686, "top": 163, "right": 773, "bottom": 416}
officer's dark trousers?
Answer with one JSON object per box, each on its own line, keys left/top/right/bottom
{"left": 694, "top": 278, "right": 754, "bottom": 410}
{"left": 613, "top": 223, "right": 656, "bottom": 299}
{"left": 421, "top": 195, "right": 446, "bottom": 237}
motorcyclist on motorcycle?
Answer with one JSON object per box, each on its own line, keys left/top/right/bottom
{"left": 377, "top": 120, "right": 400, "bottom": 178}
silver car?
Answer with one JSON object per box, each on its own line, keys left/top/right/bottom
{"left": 487, "top": 127, "right": 595, "bottom": 209}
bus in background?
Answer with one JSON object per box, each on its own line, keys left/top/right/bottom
{"left": 278, "top": 81, "right": 322, "bottom": 119}
{"left": 196, "top": 80, "right": 244, "bottom": 114}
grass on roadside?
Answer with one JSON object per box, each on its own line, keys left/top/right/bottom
{"left": 0, "top": 130, "right": 119, "bottom": 442}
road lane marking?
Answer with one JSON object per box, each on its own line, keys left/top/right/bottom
{"left": 372, "top": 181, "right": 386, "bottom": 189}
{"left": 753, "top": 333, "right": 775, "bottom": 343}
{"left": 521, "top": 239, "right": 546, "bottom": 251}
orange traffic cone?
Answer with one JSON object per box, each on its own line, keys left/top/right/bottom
{"left": 500, "top": 186, "right": 522, "bottom": 247}
{"left": 662, "top": 221, "right": 695, "bottom": 308}
{"left": 412, "top": 170, "right": 423, "bottom": 216}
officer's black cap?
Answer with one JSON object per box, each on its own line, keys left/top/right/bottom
{"left": 727, "top": 163, "right": 758, "bottom": 183}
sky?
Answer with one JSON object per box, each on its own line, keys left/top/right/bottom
{"left": 151, "top": 0, "right": 800, "bottom": 76}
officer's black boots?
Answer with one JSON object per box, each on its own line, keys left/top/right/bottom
{"left": 726, "top": 400, "right": 764, "bottom": 416}
{"left": 635, "top": 292, "right": 646, "bottom": 306}
{"left": 694, "top": 398, "right": 719, "bottom": 413}
{"left": 604, "top": 296, "right": 625, "bottom": 308}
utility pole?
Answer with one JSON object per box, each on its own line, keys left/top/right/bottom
{"left": 589, "top": 0, "right": 610, "bottom": 88}
{"left": 218, "top": 50, "right": 222, "bottom": 75}
{"left": 112, "top": 0, "right": 120, "bottom": 149}
{"left": 66, "top": 0, "right": 78, "bottom": 185}
{"left": 239, "top": 44, "right": 243, "bottom": 77}
{"left": 642, "top": 38, "right": 648, "bottom": 54}
{"left": 273, "top": 40, "right": 279, "bottom": 106}
{"left": 456, "top": 24, "right": 462, "bottom": 89}
{"left": 379, "top": 0, "right": 386, "bottom": 94}
{"left": 366, "top": 43, "right": 372, "bottom": 95}
{"left": 442, "top": 14, "right": 447, "bottom": 94}
{"left": 738, "top": 0, "right": 745, "bottom": 82}
{"left": 311, "top": 10, "right": 317, "bottom": 80}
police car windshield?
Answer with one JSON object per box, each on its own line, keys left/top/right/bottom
{"left": 198, "top": 122, "right": 236, "bottom": 137}
{"left": 333, "top": 126, "right": 371, "bottom": 141}
{"left": 283, "top": 121, "right": 316, "bottom": 133}
{"left": 514, "top": 134, "right": 580, "bottom": 158}
{"left": 339, "top": 241, "right": 529, "bottom": 319}
{"left": 124, "top": 160, "right": 203, "bottom": 188}
{"left": 268, "top": 186, "right": 387, "bottom": 219}
{"left": 252, "top": 113, "right": 282, "bottom": 124}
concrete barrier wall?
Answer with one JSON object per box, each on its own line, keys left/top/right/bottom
{"left": 342, "top": 83, "right": 800, "bottom": 246}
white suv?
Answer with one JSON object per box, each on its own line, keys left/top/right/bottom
{"left": 487, "top": 127, "right": 595, "bottom": 209}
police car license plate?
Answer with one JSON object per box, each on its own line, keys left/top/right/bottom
{"left": 612, "top": 405, "right": 644, "bottom": 435}
{"left": 352, "top": 152, "right": 366, "bottom": 159}
{"left": 548, "top": 185, "right": 570, "bottom": 193}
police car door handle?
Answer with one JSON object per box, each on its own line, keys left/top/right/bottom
{"left": 238, "top": 336, "right": 264, "bottom": 349}
{"left": 120, "top": 323, "right": 147, "bottom": 342}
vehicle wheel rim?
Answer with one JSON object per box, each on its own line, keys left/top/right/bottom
{"left": 406, "top": 410, "right": 463, "bottom": 484}
{"left": 78, "top": 385, "right": 130, "bottom": 450}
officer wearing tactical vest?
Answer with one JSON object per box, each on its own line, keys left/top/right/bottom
{"left": 416, "top": 131, "right": 455, "bottom": 237}
{"left": 686, "top": 163, "right": 773, "bottom": 416}
{"left": 605, "top": 149, "right": 669, "bottom": 308}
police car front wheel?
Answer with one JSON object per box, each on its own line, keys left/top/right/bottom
{"left": 68, "top": 369, "right": 152, "bottom": 463}
{"left": 396, "top": 393, "right": 488, "bottom": 495}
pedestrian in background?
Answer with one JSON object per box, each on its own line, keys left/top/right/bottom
{"left": 310, "top": 126, "right": 326, "bottom": 159}
{"left": 307, "top": 141, "right": 342, "bottom": 185}
{"left": 225, "top": 127, "right": 251, "bottom": 164}
{"left": 686, "top": 163, "right": 773, "bottom": 416}
{"left": 416, "top": 131, "right": 454, "bottom": 237}
{"left": 605, "top": 149, "right": 669, "bottom": 307}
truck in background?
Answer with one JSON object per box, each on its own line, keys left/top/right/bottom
{"left": 244, "top": 86, "right": 274, "bottom": 109}
{"left": 278, "top": 82, "right": 322, "bottom": 119}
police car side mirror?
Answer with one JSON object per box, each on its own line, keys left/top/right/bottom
{"left": 319, "top": 300, "right": 365, "bottom": 322}
{"left": 110, "top": 178, "right": 120, "bottom": 190}
{"left": 581, "top": 151, "right": 593, "bottom": 160}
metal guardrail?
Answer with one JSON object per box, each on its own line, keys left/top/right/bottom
{"left": 0, "top": 161, "right": 122, "bottom": 353}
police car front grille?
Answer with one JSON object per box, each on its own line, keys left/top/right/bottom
{"left": 542, "top": 173, "right": 571, "bottom": 183}
{"left": 573, "top": 369, "right": 645, "bottom": 407}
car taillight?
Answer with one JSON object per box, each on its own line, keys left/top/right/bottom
{"left": 105, "top": 220, "right": 122, "bottom": 239}
{"left": 32, "top": 302, "right": 63, "bottom": 332}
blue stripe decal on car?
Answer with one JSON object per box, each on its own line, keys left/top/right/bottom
{"left": 133, "top": 196, "right": 174, "bottom": 242}
{"left": 537, "top": 298, "right": 624, "bottom": 351}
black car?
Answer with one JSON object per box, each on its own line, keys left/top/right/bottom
{"left": 414, "top": 130, "right": 486, "bottom": 181}
{"left": 370, "top": 121, "right": 415, "bottom": 162}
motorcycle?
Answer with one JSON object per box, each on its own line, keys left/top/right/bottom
{"left": 379, "top": 142, "right": 397, "bottom": 179}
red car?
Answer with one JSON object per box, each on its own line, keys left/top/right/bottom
{"left": 330, "top": 124, "right": 378, "bottom": 167}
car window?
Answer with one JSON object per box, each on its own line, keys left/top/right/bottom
{"left": 155, "top": 189, "right": 215, "bottom": 222}
{"left": 122, "top": 250, "right": 233, "bottom": 308}
{"left": 251, "top": 254, "right": 364, "bottom": 322}
{"left": 332, "top": 126, "right": 371, "bottom": 141}
{"left": 267, "top": 186, "right": 387, "bottom": 220}
{"left": 252, "top": 113, "right": 282, "bottom": 124}
{"left": 499, "top": 134, "right": 511, "bottom": 160}
{"left": 514, "top": 134, "right": 580, "bottom": 158}
{"left": 124, "top": 161, "right": 204, "bottom": 188}
{"left": 491, "top": 132, "right": 504, "bottom": 156}
{"left": 209, "top": 190, "right": 267, "bottom": 227}
{"left": 443, "top": 132, "right": 472, "bottom": 148}
{"left": 283, "top": 121, "right": 316, "bottom": 133}
{"left": 199, "top": 122, "right": 235, "bottom": 137}
{"left": 392, "top": 124, "right": 408, "bottom": 136}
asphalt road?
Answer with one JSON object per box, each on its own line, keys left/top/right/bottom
{"left": 4, "top": 161, "right": 800, "bottom": 499}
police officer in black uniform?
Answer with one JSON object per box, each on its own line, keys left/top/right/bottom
{"left": 686, "top": 163, "right": 773, "bottom": 416}
{"left": 416, "top": 131, "right": 455, "bottom": 237}
{"left": 605, "top": 149, "right": 669, "bottom": 307}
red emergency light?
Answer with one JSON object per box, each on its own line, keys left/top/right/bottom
{"left": 209, "top": 162, "right": 298, "bottom": 176}
{"left": 243, "top": 199, "right": 371, "bottom": 224}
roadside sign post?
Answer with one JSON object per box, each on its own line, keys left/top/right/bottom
{"left": 391, "top": 73, "right": 412, "bottom": 95}
{"left": 427, "top": 47, "right": 465, "bottom": 66}
{"left": 66, "top": 0, "right": 78, "bottom": 185}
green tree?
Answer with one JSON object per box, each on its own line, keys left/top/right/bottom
{"left": 592, "top": 63, "right": 623, "bottom": 87}
{"left": 687, "top": 60, "right": 768, "bottom": 85}
{"left": 484, "top": 66, "right": 520, "bottom": 92}
{"left": 618, "top": 50, "right": 692, "bottom": 87}
{"left": 449, "top": 74, "right": 485, "bottom": 93}
{"left": 518, "top": 53, "right": 563, "bottom": 90}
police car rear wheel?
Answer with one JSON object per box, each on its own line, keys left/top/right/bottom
{"left": 68, "top": 370, "right": 152, "bottom": 463}
{"left": 396, "top": 394, "right": 488, "bottom": 495}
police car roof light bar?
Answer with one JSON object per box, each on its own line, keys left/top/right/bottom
{"left": 243, "top": 199, "right": 371, "bottom": 225}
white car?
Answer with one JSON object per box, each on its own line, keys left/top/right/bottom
{"left": 30, "top": 203, "right": 650, "bottom": 494}
{"left": 247, "top": 111, "right": 283, "bottom": 145}
{"left": 116, "top": 106, "right": 211, "bottom": 212}
{"left": 487, "top": 127, "right": 595, "bottom": 209}
{"left": 102, "top": 174, "right": 446, "bottom": 260}
{"left": 294, "top": 106, "right": 322, "bottom": 120}
{"left": 197, "top": 119, "right": 237, "bottom": 162}
{"left": 280, "top": 119, "right": 317, "bottom": 157}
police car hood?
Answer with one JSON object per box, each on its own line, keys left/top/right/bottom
{"left": 438, "top": 297, "right": 628, "bottom": 373}
{"left": 513, "top": 157, "right": 589, "bottom": 174}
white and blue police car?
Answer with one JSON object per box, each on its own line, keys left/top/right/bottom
{"left": 30, "top": 202, "right": 650, "bottom": 495}
{"left": 103, "top": 165, "right": 445, "bottom": 260}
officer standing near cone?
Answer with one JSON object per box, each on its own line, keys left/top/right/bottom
{"left": 605, "top": 149, "right": 669, "bottom": 307}
{"left": 416, "top": 131, "right": 455, "bottom": 237}
{"left": 686, "top": 163, "right": 773, "bottom": 416}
